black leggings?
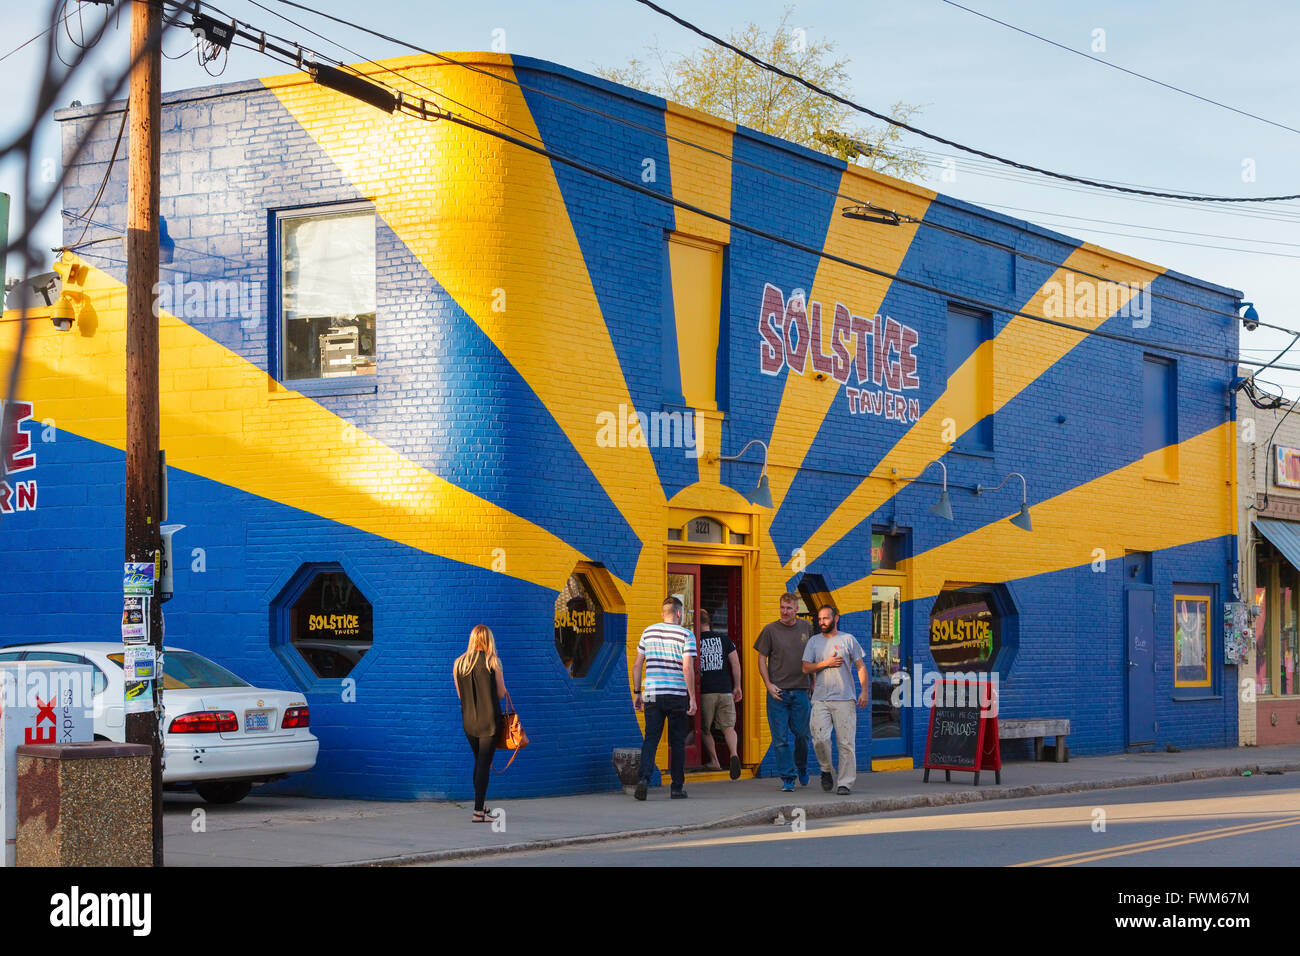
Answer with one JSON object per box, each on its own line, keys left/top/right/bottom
{"left": 466, "top": 734, "right": 497, "bottom": 812}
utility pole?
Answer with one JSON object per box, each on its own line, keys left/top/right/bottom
{"left": 125, "top": 0, "right": 164, "bottom": 867}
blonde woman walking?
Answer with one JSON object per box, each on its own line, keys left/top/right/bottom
{"left": 453, "top": 625, "right": 508, "bottom": 822}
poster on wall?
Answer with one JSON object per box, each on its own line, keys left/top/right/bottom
{"left": 1223, "top": 601, "right": 1252, "bottom": 666}
{"left": 1174, "top": 595, "right": 1211, "bottom": 687}
{"left": 1275, "top": 445, "right": 1300, "bottom": 489}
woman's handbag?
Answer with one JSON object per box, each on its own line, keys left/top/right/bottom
{"left": 493, "top": 692, "right": 529, "bottom": 773}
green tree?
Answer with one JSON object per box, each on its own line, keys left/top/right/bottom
{"left": 599, "top": 8, "right": 925, "bottom": 180}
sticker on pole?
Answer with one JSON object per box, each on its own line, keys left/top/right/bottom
{"left": 121, "top": 595, "right": 147, "bottom": 643}
{"left": 124, "top": 563, "right": 156, "bottom": 596}
{"left": 124, "top": 677, "right": 155, "bottom": 715}
{"left": 124, "top": 644, "right": 157, "bottom": 681}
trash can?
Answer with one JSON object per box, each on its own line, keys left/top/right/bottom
{"left": 15, "top": 742, "right": 153, "bottom": 867}
{"left": 0, "top": 662, "right": 93, "bottom": 866}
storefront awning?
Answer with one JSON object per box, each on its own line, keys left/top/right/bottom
{"left": 1255, "top": 519, "right": 1300, "bottom": 571}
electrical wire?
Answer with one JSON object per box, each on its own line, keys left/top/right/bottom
{"left": 150, "top": 2, "right": 1300, "bottom": 371}
{"left": 941, "top": 1, "right": 1300, "bottom": 137}
{"left": 631, "top": 0, "right": 1300, "bottom": 203}
{"left": 0, "top": 5, "right": 79, "bottom": 63}
{"left": 259, "top": 0, "right": 1291, "bottom": 330}
{"left": 70, "top": 106, "right": 128, "bottom": 249}
{"left": 426, "top": 105, "right": 1300, "bottom": 372}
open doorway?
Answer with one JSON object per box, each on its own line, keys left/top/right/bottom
{"left": 667, "top": 562, "right": 742, "bottom": 771}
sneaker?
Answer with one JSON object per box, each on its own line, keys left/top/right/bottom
{"left": 821, "top": 772, "right": 833, "bottom": 792}
{"left": 634, "top": 780, "right": 647, "bottom": 801}
{"left": 670, "top": 789, "right": 689, "bottom": 799}
{"left": 780, "top": 780, "right": 796, "bottom": 792}
{"left": 836, "top": 786, "right": 850, "bottom": 795}
{"left": 729, "top": 755, "right": 742, "bottom": 780}
{"left": 798, "top": 768, "right": 809, "bottom": 787}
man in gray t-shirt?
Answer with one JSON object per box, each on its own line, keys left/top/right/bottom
{"left": 802, "top": 605, "right": 869, "bottom": 794}
{"left": 753, "top": 592, "right": 813, "bottom": 791}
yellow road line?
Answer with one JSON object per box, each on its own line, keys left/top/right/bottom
{"left": 1014, "top": 813, "right": 1300, "bottom": 867}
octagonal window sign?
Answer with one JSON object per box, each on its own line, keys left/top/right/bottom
{"left": 288, "top": 568, "right": 373, "bottom": 679}
{"left": 929, "top": 587, "right": 998, "bottom": 672}
{"left": 555, "top": 571, "right": 605, "bottom": 680}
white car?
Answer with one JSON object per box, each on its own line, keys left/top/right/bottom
{"left": 0, "top": 642, "right": 319, "bottom": 804}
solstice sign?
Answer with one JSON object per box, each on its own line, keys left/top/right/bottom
{"left": 757, "top": 283, "right": 923, "bottom": 424}
{"left": 929, "top": 588, "right": 998, "bottom": 671}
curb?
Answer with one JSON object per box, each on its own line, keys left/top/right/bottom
{"left": 337, "top": 759, "right": 1300, "bottom": 866}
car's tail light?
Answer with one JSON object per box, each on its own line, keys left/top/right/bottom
{"left": 169, "top": 711, "right": 238, "bottom": 734}
{"left": 281, "top": 706, "right": 310, "bottom": 729}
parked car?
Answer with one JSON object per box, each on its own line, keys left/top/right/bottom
{"left": 0, "top": 642, "right": 319, "bottom": 804}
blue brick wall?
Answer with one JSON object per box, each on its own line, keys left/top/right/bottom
{"left": 11, "top": 56, "right": 1243, "bottom": 800}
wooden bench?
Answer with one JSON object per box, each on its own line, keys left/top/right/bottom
{"left": 999, "top": 718, "right": 1070, "bottom": 762}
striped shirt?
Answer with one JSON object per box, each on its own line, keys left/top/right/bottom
{"left": 638, "top": 622, "right": 697, "bottom": 698}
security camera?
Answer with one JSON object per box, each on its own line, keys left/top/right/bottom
{"left": 1240, "top": 302, "right": 1260, "bottom": 332}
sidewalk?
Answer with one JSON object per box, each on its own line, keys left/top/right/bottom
{"left": 162, "top": 744, "right": 1300, "bottom": 866}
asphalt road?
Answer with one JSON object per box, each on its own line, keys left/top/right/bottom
{"left": 441, "top": 773, "right": 1300, "bottom": 866}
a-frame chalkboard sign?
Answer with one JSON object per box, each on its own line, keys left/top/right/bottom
{"left": 922, "top": 679, "right": 1001, "bottom": 785}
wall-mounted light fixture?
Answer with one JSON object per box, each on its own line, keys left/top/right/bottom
{"left": 976, "top": 472, "right": 1034, "bottom": 532}
{"left": 897, "top": 459, "right": 954, "bottom": 521}
{"left": 714, "top": 439, "right": 773, "bottom": 508}
{"left": 4, "top": 270, "right": 73, "bottom": 331}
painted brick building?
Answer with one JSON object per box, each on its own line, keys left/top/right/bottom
{"left": 1237, "top": 392, "right": 1300, "bottom": 746}
{"left": 0, "top": 52, "right": 1244, "bottom": 800}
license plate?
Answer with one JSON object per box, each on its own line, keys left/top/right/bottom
{"left": 245, "top": 709, "right": 272, "bottom": 732}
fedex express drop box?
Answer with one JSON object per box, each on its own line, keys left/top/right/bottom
{"left": 0, "top": 662, "right": 94, "bottom": 866}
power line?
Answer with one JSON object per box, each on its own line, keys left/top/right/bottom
{"left": 941, "top": 0, "right": 1300, "bottom": 137}
{"left": 259, "top": 0, "right": 1285, "bottom": 328}
{"left": 138, "top": 4, "right": 1300, "bottom": 370}
{"left": 631, "top": 0, "right": 1300, "bottom": 203}
{"left": 202, "top": 2, "right": 1300, "bottom": 358}
{"left": 0, "top": 4, "right": 79, "bottom": 63}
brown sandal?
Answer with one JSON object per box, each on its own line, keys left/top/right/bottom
{"left": 471, "top": 808, "right": 494, "bottom": 822}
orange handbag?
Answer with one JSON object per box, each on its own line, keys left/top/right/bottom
{"left": 493, "top": 692, "right": 529, "bottom": 773}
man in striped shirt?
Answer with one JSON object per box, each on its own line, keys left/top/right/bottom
{"left": 631, "top": 596, "right": 698, "bottom": 800}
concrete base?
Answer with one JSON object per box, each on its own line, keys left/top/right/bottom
{"left": 16, "top": 742, "right": 153, "bottom": 867}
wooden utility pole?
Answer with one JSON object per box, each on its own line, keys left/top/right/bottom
{"left": 125, "top": 0, "right": 164, "bottom": 867}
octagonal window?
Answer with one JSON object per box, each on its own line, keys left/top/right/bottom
{"left": 928, "top": 583, "right": 1019, "bottom": 677}
{"left": 555, "top": 571, "right": 606, "bottom": 679}
{"left": 288, "top": 567, "right": 373, "bottom": 678}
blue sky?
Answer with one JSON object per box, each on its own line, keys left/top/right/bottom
{"left": 4, "top": 0, "right": 1299, "bottom": 392}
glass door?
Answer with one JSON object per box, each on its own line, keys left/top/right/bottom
{"left": 869, "top": 576, "right": 910, "bottom": 757}
{"left": 667, "top": 563, "right": 703, "bottom": 767}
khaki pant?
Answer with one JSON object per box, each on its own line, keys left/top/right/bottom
{"left": 810, "top": 699, "right": 857, "bottom": 791}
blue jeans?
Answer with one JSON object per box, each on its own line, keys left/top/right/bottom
{"left": 766, "top": 688, "right": 810, "bottom": 783}
{"left": 640, "top": 694, "right": 689, "bottom": 791}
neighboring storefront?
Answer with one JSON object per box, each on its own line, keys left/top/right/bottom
{"left": 1237, "top": 398, "right": 1300, "bottom": 745}
{"left": 0, "top": 53, "right": 1244, "bottom": 800}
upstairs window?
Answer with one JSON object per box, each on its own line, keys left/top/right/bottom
{"left": 667, "top": 233, "right": 725, "bottom": 410}
{"left": 277, "top": 204, "right": 377, "bottom": 383}
{"left": 1143, "top": 355, "right": 1178, "bottom": 479}
{"left": 946, "top": 304, "right": 993, "bottom": 453}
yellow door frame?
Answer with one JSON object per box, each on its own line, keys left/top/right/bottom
{"left": 666, "top": 497, "right": 764, "bottom": 769}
